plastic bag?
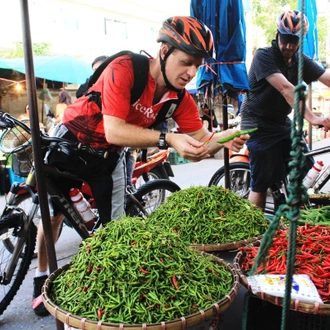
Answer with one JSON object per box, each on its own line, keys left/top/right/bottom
{"left": 247, "top": 274, "right": 323, "bottom": 304}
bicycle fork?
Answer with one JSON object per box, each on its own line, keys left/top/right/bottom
{"left": 0, "top": 200, "right": 38, "bottom": 285}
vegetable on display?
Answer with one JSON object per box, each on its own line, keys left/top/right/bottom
{"left": 147, "top": 185, "right": 268, "bottom": 245}
{"left": 50, "top": 217, "right": 233, "bottom": 324}
{"left": 217, "top": 127, "right": 258, "bottom": 144}
{"left": 239, "top": 223, "right": 330, "bottom": 302}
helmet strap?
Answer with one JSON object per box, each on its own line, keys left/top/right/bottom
{"left": 159, "top": 46, "right": 183, "bottom": 93}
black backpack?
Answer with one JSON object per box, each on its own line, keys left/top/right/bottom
{"left": 86, "top": 50, "right": 185, "bottom": 128}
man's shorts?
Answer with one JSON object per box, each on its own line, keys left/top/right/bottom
{"left": 247, "top": 138, "right": 292, "bottom": 192}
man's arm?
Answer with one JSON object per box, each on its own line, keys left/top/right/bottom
{"left": 104, "top": 115, "right": 249, "bottom": 162}
{"left": 317, "top": 71, "right": 330, "bottom": 89}
{"left": 266, "top": 73, "right": 330, "bottom": 130}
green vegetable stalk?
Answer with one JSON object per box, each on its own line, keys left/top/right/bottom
{"left": 50, "top": 217, "right": 233, "bottom": 324}
{"left": 147, "top": 185, "right": 268, "bottom": 245}
{"left": 217, "top": 127, "right": 258, "bottom": 144}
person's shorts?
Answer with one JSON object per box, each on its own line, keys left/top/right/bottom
{"left": 247, "top": 138, "right": 292, "bottom": 192}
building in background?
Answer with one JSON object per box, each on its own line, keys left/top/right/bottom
{"left": 0, "top": 0, "right": 190, "bottom": 64}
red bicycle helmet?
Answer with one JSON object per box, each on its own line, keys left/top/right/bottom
{"left": 276, "top": 10, "right": 309, "bottom": 37}
{"left": 157, "top": 16, "right": 215, "bottom": 58}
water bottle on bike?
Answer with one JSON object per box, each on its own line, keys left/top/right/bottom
{"left": 303, "top": 160, "right": 324, "bottom": 189}
{"left": 69, "top": 188, "right": 96, "bottom": 230}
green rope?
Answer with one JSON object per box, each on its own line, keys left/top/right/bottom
{"left": 249, "top": 2, "right": 309, "bottom": 329}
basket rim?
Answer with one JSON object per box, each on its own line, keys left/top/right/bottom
{"left": 189, "top": 235, "right": 263, "bottom": 252}
{"left": 233, "top": 250, "right": 330, "bottom": 315}
{"left": 42, "top": 254, "right": 240, "bottom": 330}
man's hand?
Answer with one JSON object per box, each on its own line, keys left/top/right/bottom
{"left": 217, "top": 129, "right": 250, "bottom": 152}
{"left": 316, "top": 117, "right": 330, "bottom": 132}
{"left": 166, "top": 133, "right": 211, "bottom": 162}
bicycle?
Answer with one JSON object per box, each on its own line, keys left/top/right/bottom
{"left": 208, "top": 143, "right": 330, "bottom": 215}
{"left": 0, "top": 110, "right": 181, "bottom": 315}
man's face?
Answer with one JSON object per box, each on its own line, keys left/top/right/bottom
{"left": 163, "top": 47, "right": 203, "bottom": 90}
{"left": 278, "top": 33, "right": 300, "bottom": 60}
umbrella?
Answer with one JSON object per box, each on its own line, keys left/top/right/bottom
{"left": 298, "top": 0, "right": 318, "bottom": 61}
{"left": 190, "top": 0, "right": 250, "bottom": 188}
{"left": 0, "top": 55, "right": 92, "bottom": 84}
{"left": 297, "top": 0, "right": 319, "bottom": 149}
{"left": 190, "top": 0, "right": 250, "bottom": 96}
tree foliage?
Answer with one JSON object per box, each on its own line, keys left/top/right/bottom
{"left": 252, "top": 0, "right": 329, "bottom": 62}
{"left": 0, "top": 41, "right": 51, "bottom": 58}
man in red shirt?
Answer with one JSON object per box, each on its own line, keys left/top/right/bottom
{"left": 32, "top": 16, "right": 251, "bottom": 315}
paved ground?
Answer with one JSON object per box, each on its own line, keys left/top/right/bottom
{"left": 1, "top": 138, "right": 330, "bottom": 330}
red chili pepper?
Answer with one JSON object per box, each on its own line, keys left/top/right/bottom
{"left": 140, "top": 267, "right": 149, "bottom": 274}
{"left": 172, "top": 275, "right": 179, "bottom": 290}
{"left": 131, "top": 241, "right": 137, "bottom": 245}
{"left": 97, "top": 307, "right": 104, "bottom": 319}
{"left": 87, "top": 264, "right": 92, "bottom": 273}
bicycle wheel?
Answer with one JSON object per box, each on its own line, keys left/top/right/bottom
{"left": 3, "top": 193, "right": 40, "bottom": 258}
{"left": 126, "top": 179, "right": 181, "bottom": 217}
{"left": 0, "top": 207, "right": 37, "bottom": 315}
{"left": 209, "top": 162, "right": 278, "bottom": 216}
{"left": 208, "top": 162, "right": 251, "bottom": 198}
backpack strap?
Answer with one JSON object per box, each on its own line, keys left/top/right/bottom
{"left": 150, "top": 90, "right": 185, "bottom": 129}
{"left": 86, "top": 49, "right": 184, "bottom": 128}
{"left": 87, "top": 50, "right": 149, "bottom": 106}
{"left": 130, "top": 53, "right": 149, "bottom": 104}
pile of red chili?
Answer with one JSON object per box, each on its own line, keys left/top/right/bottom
{"left": 239, "top": 223, "right": 330, "bottom": 302}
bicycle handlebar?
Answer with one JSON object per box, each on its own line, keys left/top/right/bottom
{"left": 0, "top": 110, "right": 77, "bottom": 151}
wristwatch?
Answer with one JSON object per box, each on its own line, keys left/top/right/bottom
{"left": 157, "top": 132, "right": 168, "bottom": 149}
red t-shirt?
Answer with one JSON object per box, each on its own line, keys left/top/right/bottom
{"left": 63, "top": 55, "right": 202, "bottom": 148}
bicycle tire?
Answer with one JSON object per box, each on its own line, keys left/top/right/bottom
{"left": 208, "top": 162, "right": 251, "bottom": 199}
{"left": 126, "top": 179, "right": 181, "bottom": 217}
{"left": 3, "top": 193, "right": 64, "bottom": 259}
{"left": 208, "top": 162, "right": 278, "bottom": 216}
{"left": 136, "top": 167, "right": 169, "bottom": 188}
{"left": 0, "top": 208, "right": 37, "bottom": 315}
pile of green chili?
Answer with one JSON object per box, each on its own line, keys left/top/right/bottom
{"left": 50, "top": 217, "right": 233, "bottom": 324}
{"left": 147, "top": 185, "right": 268, "bottom": 245}
{"left": 282, "top": 204, "right": 330, "bottom": 227}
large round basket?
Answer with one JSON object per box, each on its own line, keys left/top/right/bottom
{"left": 189, "top": 235, "right": 263, "bottom": 252}
{"left": 42, "top": 254, "right": 240, "bottom": 330}
{"left": 233, "top": 251, "right": 330, "bottom": 315}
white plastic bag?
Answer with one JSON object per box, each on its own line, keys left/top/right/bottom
{"left": 247, "top": 274, "right": 323, "bottom": 304}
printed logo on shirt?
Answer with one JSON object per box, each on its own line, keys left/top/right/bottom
{"left": 132, "top": 100, "right": 157, "bottom": 120}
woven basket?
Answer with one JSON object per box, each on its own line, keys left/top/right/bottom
{"left": 189, "top": 235, "right": 263, "bottom": 252}
{"left": 11, "top": 145, "right": 33, "bottom": 177}
{"left": 308, "top": 193, "right": 330, "bottom": 205}
{"left": 233, "top": 251, "right": 330, "bottom": 315}
{"left": 42, "top": 254, "right": 240, "bottom": 330}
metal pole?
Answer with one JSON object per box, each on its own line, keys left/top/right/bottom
{"left": 19, "top": 1, "right": 63, "bottom": 329}
{"left": 308, "top": 84, "right": 313, "bottom": 150}
{"left": 222, "top": 91, "right": 230, "bottom": 189}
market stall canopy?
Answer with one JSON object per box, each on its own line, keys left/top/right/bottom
{"left": 0, "top": 55, "right": 92, "bottom": 84}
{"left": 190, "top": 0, "right": 250, "bottom": 97}
{"left": 298, "top": 0, "right": 318, "bottom": 60}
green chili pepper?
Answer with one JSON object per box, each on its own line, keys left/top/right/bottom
{"left": 217, "top": 127, "right": 258, "bottom": 144}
